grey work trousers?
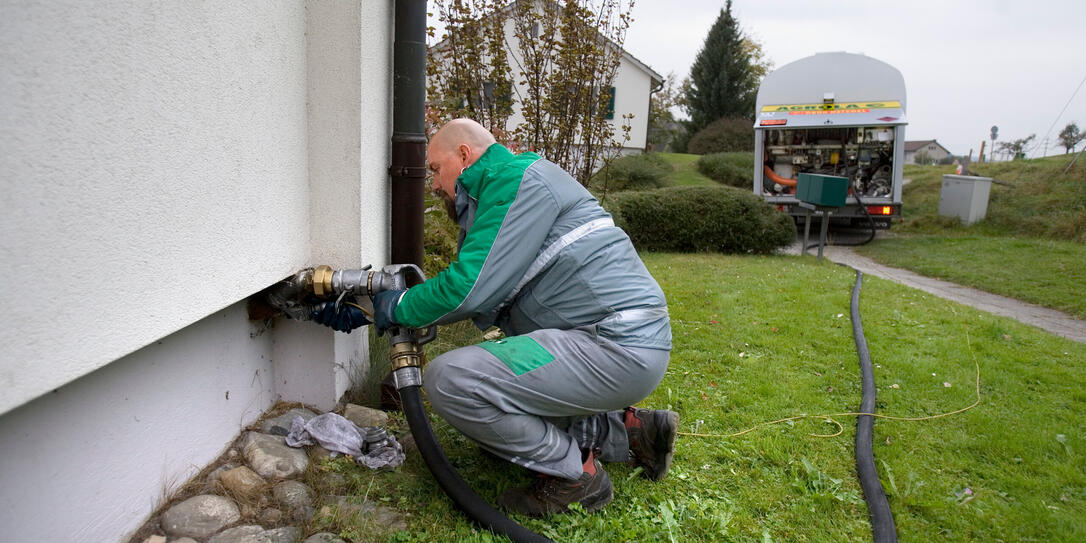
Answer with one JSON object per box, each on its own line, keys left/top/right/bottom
{"left": 422, "top": 327, "right": 670, "bottom": 480}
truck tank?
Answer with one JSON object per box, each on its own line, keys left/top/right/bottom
{"left": 753, "top": 52, "right": 907, "bottom": 228}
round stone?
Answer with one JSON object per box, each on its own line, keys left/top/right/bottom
{"left": 219, "top": 466, "right": 266, "bottom": 501}
{"left": 160, "top": 495, "right": 240, "bottom": 539}
{"left": 207, "top": 525, "right": 266, "bottom": 543}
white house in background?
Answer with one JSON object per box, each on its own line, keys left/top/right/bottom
{"left": 904, "top": 139, "right": 953, "bottom": 164}
{"left": 430, "top": 2, "right": 664, "bottom": 153}
{"left": 0, "top": 3, "right": 393, "bottom": 541}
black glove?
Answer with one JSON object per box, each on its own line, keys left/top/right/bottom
{"left": 373, "top": 289, "right": 406, "bottom": 336}
{"left": 311, "top": 300, "right": 371, "bottom": 333}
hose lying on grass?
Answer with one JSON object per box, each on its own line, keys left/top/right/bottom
{"left": 849, "top": 270, "right": 897, "bottom": 543}
{"left": 674, "top": 267, "right": 984, "bottom": 542}
{"left": 399, "top": 383, "right": 554, "bottom": 543}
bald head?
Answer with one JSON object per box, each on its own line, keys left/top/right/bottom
{"left": 427, "top": 118, "right": 498, "bottom": 199}
{"left": 430, "top": 118, "right": 496, "bottom": 157}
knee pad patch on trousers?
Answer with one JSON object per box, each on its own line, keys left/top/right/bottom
{"left": 478, "top": 336, "right": 555, "bottom": 376}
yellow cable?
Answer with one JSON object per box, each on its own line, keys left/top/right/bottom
{"left": 344, "top": 301, "right": 375, "bottom": 320}
{"left": 679, "top": 329, "right": 982, "bottom": 439}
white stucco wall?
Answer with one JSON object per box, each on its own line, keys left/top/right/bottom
{"left": 0, "top": 1, "right": 393, "bottom": 540}
{"left": 609, "top": 56, "right": 654, "bottom": 149}
{"left": 1, "top": 0, "right": 392, "bottom": 416}
{"left": 0, "top": 2, "right": 312, "bottom": 414}
{"left": 287, "top": 0, "right": 392, "bottom": 409}
{"left": 0, "top": 302, "right": 277, "bottom": 543}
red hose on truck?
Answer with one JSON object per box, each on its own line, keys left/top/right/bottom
{"left": 763, "top": 164, "right": 798, "bottom": 187}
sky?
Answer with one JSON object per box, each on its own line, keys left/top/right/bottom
{"left": 620, "top": 0, "right": 1086, "bottom": 158}
{"left": 429, "top": 0, "right": 1086, "bottom": 159}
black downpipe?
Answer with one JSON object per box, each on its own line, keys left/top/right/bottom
{"left": 390, "top": 4, "right": 553, "bottom": 542}
{"left": 849, "top": 271, "right": 898, "bottom": 543}
{"left": 401, "top": 385, "right": 554, "bottom": 543}
{"left": 390, "top": 0, "right": 428, "bottom": 267}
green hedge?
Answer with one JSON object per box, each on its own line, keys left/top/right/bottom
{"left": 606, "top": 185, "right": 795, "bottom": 253}
{"left": 589, "top": 153, "right": 671, "bottom": 192}
{"left": 696, "top": 152, "right": 755, "bottom": 188}
{"left": 687, "top": 117, "right": 755, "bottom": 154}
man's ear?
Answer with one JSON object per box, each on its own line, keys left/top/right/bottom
{"left": 458, "top": 143, "right": 472, "bottom": 164}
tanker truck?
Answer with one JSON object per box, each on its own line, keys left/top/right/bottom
{"left": 753, "top": 52, "right": 906, "bottom": 228}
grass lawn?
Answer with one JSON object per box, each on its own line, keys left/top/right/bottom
{"left": 312, "top": 253, "right": 1086, "bottom": 542}
{"left": 852, "top": 156, "right": 1085, "bottom": 317}
{"left": 856, "top": 236, "right": 1086, "bottom": 319}
{"left": 896, "top": 157, "right": 1085, "bottom": 242}
{"left": 656, "top": 153, "right": 718, "bottom": 187}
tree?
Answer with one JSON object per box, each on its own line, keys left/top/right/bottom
{"left": 996, "top": 134, "right": 1036, "bottom": 161}
{"left": 684, "top": 0, "right": 760, "bottom": 134}
{"left": 1058, "top": 122, "right": 1084, "bottom": 154}
{"left": 913, "top": 151, "right": 933, "bottom": 165}
{"left": 428, "top": 0, "right": 635, "bottom": 185}
{"left": 647, "top": 72, "right": 686, "bottom": 151}
{"left": 740, "top": 36, "right": 773, "bottom": 81}
{"left": 427, "top": 0, "right": 515, "bottom": 136}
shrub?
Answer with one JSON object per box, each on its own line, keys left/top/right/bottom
{"left": 423, "top": 191, "right": 460, "bottom": 277}
{"left": 670, "top": 120, "right": 694, "bottom": 153}
{"left": 696, "top": 152, "right": 755, "bottom": 188}
{"left": 589, "top": 153, "right": 672, "bottom": 192}
{"left": 609, "top": 185, "right": 795, "bottom": 253}
{"left": 687, "top": 117, "right": 755, "bottom": 155}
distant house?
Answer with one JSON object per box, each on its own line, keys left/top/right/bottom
{"left": 429, "top": 0, "right": 664, "bottom": 153}
{"left": 905, "top": 139, "right": 952, "bottom": 164}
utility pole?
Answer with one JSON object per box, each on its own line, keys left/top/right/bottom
{"left": 1042, "top": 137, "right": 1048, "bottom": 158}
{"left": 979, "top": 140, "right": 986, "bottom": 163}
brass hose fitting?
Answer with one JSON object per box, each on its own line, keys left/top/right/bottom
{"left": 312, "top": 265, "right": 335, "bottom": 298}
{"left": 390, "top": 341, "right": 425, "bottom": 371}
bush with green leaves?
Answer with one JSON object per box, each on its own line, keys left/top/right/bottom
{"left": 687, "top": 116, "right": 755, "bottom": 154}
{"left": 589, "top": 152, "right": 672, "bottom": 192}
{"left": 423, "top": 191, "right": 460, "bottom": 277}
{"left": 696, "top": 151, "right": 755, "bottom": 188}
{"left": 608, "top": 185, "right": 795, "bottom": 253}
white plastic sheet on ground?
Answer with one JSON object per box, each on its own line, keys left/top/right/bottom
{"left": 285, "top": 412, "right": 405, "bottom": 469}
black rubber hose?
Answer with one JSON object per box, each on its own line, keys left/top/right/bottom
{"left": 803, "top": 192, "right": 877, "bottom": 252}
{"left": 399, "top": 384, "right": 554, "bottom": 543}
{"left": 834, "top": 192, "right": 878, "bottom": 247}
{"left": 849, "top": 270, "right": 898, "bottom": 543}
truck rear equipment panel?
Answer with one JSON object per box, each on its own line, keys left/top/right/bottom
{"left": 753, "top": 52, "right": 907, "bottom": 229}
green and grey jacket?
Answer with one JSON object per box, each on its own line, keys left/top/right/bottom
{"left": 395, "top": 144, "right": 670, "bottom": 350}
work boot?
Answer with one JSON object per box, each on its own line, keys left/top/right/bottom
{"left": 624, "top": 407, "right": 679, "bottom": 481}
{"left": 497, "top": 451, "right": 613, "bottom": 517}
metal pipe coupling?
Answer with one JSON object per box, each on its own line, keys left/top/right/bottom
{"left": 393, "top": 366, "right": 423, "bottom": 389}
{"left": 310, "top": 265, "right": 398, "bottom": 298}
{"left": 390, "top": 340, "right": 425, "bottom": 371}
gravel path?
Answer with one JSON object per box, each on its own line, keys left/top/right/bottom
{"left": 786, "top": 237, "right": 1086, "bottom": 344}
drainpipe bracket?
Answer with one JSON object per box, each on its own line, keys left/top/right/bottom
{"left": 389, "top": 165, "right": 429, "bottom": 178}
